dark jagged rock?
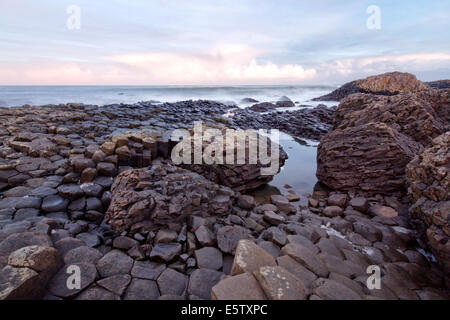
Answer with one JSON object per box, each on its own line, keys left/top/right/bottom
{"left": 426, "top": 80, "right": 450, "bottom": 90}
{"left": 230, "top": 104, "right": 336, "bottom": 141}
{"left": 313, "top": 72, "right": 429, "bottom": 102}
{"left": 317, "top": 122, "right": 421, "bottom": 194}
{"left": 105, "top": 164, "right": 235, "bottom": 235}
{"left": 406, "top": 132, "right": 450, "bottom": 276}
{"left": 334, "top": 90, "right": 450, "bottom": 146}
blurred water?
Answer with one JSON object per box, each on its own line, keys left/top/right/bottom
{"left": 0, "top": 85, "right": 337, "bottom": 108}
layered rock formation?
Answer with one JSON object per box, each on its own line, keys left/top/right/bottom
{"left": 334, "top": 90, "right": 450, "bottom": 146}
{"left": 316, "top": 72, "right": 450, "bottom": 281}
{"left": 317, "top": 122, "right": 421, "bottom": 193}
{"left": 314, "top": 72, "right": 429, "bottom": 102}
{"left": 317, "top": 73, "right": 449, "bottom": 194}
{"left": 406, "top": 133, "right": 450, "bottom": 276}
{"left": 177, "top": 129, "right": 288, "bottom": 192}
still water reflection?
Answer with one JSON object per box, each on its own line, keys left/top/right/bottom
{"left": 249, "top": 133, "right": 318, "bottom": 204}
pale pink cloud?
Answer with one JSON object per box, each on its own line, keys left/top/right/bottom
{"left": 1, "top": 47, "right": 449, "bottom": 85}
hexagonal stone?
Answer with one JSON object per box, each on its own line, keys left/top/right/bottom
{"left": 254, "top": 266, "right": 307, "bottom": 300}
{"left": 353, "top": 221, "right": 382, "bottom": 242}
{"left": 57, "top": 184, "right": 84, "bottom": 200}
{"left": 96, "top": 250, "right": 133, "bottom": 278}
{"left": 276, "top": 255, "right": 317, "bottom": 289}
{"left": 149, "top": 243, "right": 182, "bottom": 263}
{"left": 64, "top": 246, "right": 103, "bottom": 265}
{"left": 131, "top": 261, "right": 166, "bottom": 280}
{"left": 237, "top": 195, "right": 255, "bottom": 209}
{"left": 75, "top": 286, "right": 119, "bottom": 300}
{"left": 281, "top": 243, "right": 329, "bottom": 277}
{"left": 270, "top": 195, "right": 291, "bottom": 213}
{"left": 316, "top": 238, "right": 344, "bottom": 259}
{"left": 231, "top": 240, "right": 276, "bottom": 275}
{"left": 154, "top": 229, "right": 178, "bottom": 243}
{"left": 369, "top": 205, "right": 398, "bottom": 218}
{"left": 327, "top": 193, "right": 348, "bottom": 207}
{"left": 349, "top": 197, "right": 369, "bottom": 212}
{"left": 29, "top": 186, "right": 58, "bottom": 198}
{"left": 212, "top": 272, "right": 266, "bottom": 300}
{"left": 195, "top": 226, "right": 215, "bottom": 246}
{"left": 97, "top": 274, "right": 131, "bottom": 296}
{"left": 311, "top": 278, "right": 361, "bottom": 300}
{"left": 319, "top": 253, "right": 356, "bottom": 279}
{"left": 41, "top": 195, "right": 69, "bottom": 213}
{"left": 113, "top": 236, "right": 139, "bottom": 250}
{"left": 216, "top": 226, "right": 251, "bottom": 254}
{"left": 157, "top": 268, "right": 188, "bottom": 296}
{"left": 85, "top": 197, "right": 103, "bottom": 211}
{"left": 258, "top": 241, "right": 280, "bottom": 259}
{"left": 47, "top": 262, "right": 98, "bottom": 298}
{"left": 194, "top": 247, "right": 223, "bottom": 270}
{"left": 286, "top": 235, "right": 319, "bottom": 254}
{"left": 97, "top": 162, "right": 116, "bottom": 176}
{"left": 124, "top": 278, "right": 160, "bottom": 300}
{"left": 3, "top": 186, "right": 32, "bottom": 198}
{"left": 80, "top": 183, "right": 103, "bottom": 198}
{"left": 0, "top": 197, "right": 41, "bottom": 210}
{"left": 13, "top": 208, "right": 39, "bottom": 221}
{"left": 329, "top": 272, "right": 365, "bottom": 296}
{"left": 262, "top": 227, "right": 286, "bottom": 246}
{"left": 187, "top": 269, "right": 222, "bottom": 300}
{"left": 323, "top": 206, "right": 344, "bottom": 217}
{"left": 263, "top": 211, "right": 285, "bottom": 225}
{"left": 76, "top": 232, "right": 101, "bottom": 247}
{"left": 54, "top": 237, "right": 85, "bottom": 256}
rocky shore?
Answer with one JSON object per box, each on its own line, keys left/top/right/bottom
{"left": 0, "top": 72, "right": 449, "bottom": 300}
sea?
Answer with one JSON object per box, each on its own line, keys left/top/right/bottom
{"left": 0, "top": 85, "right": 337, "bottom": 109}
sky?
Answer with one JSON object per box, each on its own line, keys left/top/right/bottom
{"left": 0, "top": 0, "right": 449, "bottom": 85}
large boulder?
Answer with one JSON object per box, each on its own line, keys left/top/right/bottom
{"left": 317, "top": 122, "right": 421, "bottom": 193}
{"left": 314, "top": 72, "right": 429, "bottom": 101}
{"left": 105, "top": 164, "right": 235, "bottom": 234}
{"left": 406, "top": 132, "right": 450, "bottom": 274}
{"left": 316, "top": 74, "right": 449, "bottom": 195}
{"left": 334, "top": 90, "right": 450, "bottom": 146}
{"left": 177, "top": 128, "right": 287, "bottom": 192}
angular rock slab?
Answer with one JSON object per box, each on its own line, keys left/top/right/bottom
{"left": 231, "top": 240, "right": 276, "bottom": 275}
{"left": 280, "top": 243, "right": 329, "bottom": 278}
{"left": 212, "top": 272, "right": 266, "bottom": 300}
{"left": 0, "top": 266, "right": 42, "bottom": 300}
{"left": 254, "top": 266, "right": 307, "bottom": 300}
{"left": 96, "top": 250, "right": 133, "bottom": 278}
